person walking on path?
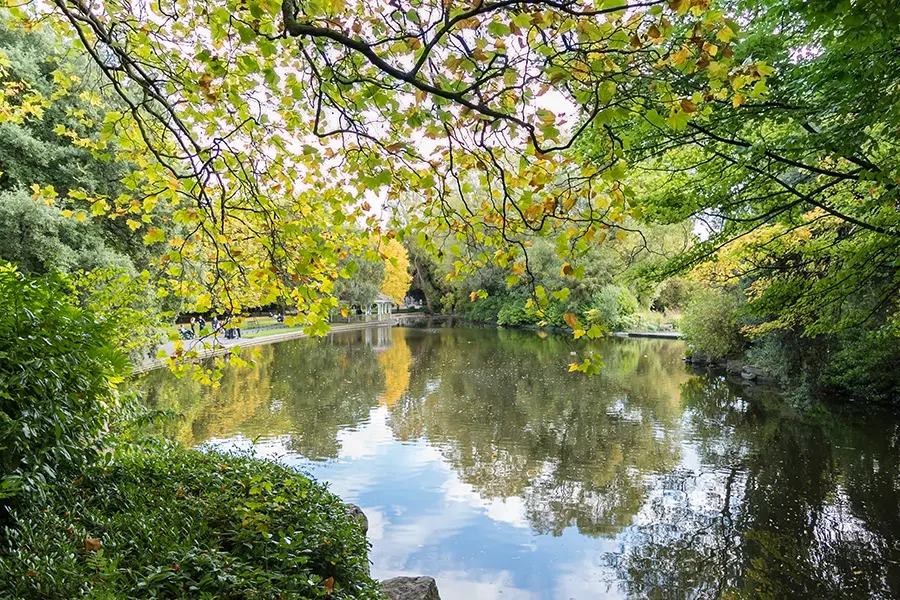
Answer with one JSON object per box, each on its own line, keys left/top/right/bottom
{"left": 198, "top": 316, "right": 206, "bottom": 334}
{"left": 212, "top": 315, "right": 219, "bottom": 335}
{"left": 190, "top": 316, "right": 196, "bottom": 336}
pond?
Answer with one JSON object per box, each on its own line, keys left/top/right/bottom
{"left": 140, "top": 324, "right": 900, "bottom": 599}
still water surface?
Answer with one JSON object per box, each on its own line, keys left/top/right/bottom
{"left": 142, "top": 324, "right": 900, "bottom": 599}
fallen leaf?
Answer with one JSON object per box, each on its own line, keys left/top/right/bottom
{"left": 84, "top": 538, "right": 101, "bottom": 552}
{"left": 323, "top": 576, "right": 335, "bottom": 594}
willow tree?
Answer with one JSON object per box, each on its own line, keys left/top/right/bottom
{"left": 4, "top": 0, "right": 766, "bottom": 364}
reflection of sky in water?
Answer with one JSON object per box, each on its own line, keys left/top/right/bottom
{"left": 147, "top": 327, "right": 900, "bottom": 600}
{"left": 209, "top": 404, "right": 631, "bottom": 599}
{"left": 208, "top": 400, "right": 761, "bottom": 600}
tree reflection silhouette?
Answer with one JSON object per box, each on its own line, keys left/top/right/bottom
{"left": 140, "top": 326, "right": 900, "bottom": 598}
{"left": 141, "top": 331, "right": 386, "bottom": 459}
{"left": 611, "top": 377, "right": 900, "bottom": 600}
{"left": 386, "top": 328, "right": 691, "bottom": 537}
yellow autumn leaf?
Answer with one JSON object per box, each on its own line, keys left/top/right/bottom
{"left": 716, "top": 25, "right": 735, "bottom": 43}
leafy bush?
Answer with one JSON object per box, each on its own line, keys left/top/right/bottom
{"left": 681, "top": 287, "right": 745, "bottom": 360}
{"left": 540, "top": 300, "right": 567, "bottom": 327}
{"left": 0, "top": 263, "right": 128, "bottom": 507}
{"left": 653, "top": 277, "right": 698, "bottom": 312}
{"left": 820, "top": 330, "right": 900, "bottom": 402}
{"left": 583, "top": 285, "right": 639, "bottom": 331}
{"left": 496, "top": 297, "right": 533, "bottom": 326}
{"left": 0, "top": 444, "right": 380, "bottom": 599}
{"left": 456, "top": 295, "right": 504, "bottom": 323}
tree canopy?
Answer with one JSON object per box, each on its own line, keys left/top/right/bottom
{"left": 3, "top": 0, "right": 766, "bottom": 332}
{"left": 1, "top": 0, "right": 897, "bottom": 384}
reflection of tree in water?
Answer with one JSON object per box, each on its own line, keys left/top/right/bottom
{"left": 388, "top": 328, "right": 692, "bottom": 537}
{"left": 141, "top": 325, "right": 900, "bottom": 597}
{"left": 269, "top": 332, "right": 385, "bottom": 459}
{"left": 140, "top": 331, "right": 386, "bottom": 460}
{"left": 139, "top": 345, "right": 285, "bottom": 446}
{"left": 611, "top": 376, "right": 900, "bottom": 599}
{"left": 377, "top": 328, "right": 413, "bottom": 407}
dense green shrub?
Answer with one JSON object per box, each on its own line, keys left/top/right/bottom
{"left": 494, "top": 297, "right": 568, "bottom": 327}
{"left": 0, "top": 263, "right": 127, "bottom": 506}
{"left": 652, "top": 277, "right": 698, "bottom": 312}
{"left": 583, "top": 285, "right": 639, "bottom": 331}
{"left": 820, "top": 330, "right": 900, "bottom": 403}
{"left": 540, "top": 300, "right": 567, "bottom": 327}
{"left": 456, "top": 295, "right": 504, "bottom": 323}
{"left": 681, "top": 287, "right": 745, "bottom": 360}
{"left": 0, "top": 444, "right": 380, "bottom": 599}
{"left": 496, "top": 297, "right": 534, "bottom": 326}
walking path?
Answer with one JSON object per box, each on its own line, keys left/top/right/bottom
{"left": 134, "top": 318, "right": 398, "bottom": 374}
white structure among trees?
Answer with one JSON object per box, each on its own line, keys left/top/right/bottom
{"left": 372, "top": 293, "right": 394, "bottom": 319}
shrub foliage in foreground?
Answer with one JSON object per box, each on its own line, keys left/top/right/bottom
{"left": 0, "top": 262, "right": 127, "bottom": 505}
{"left": 0, "top": 444, "right": 381, "bottom": 600}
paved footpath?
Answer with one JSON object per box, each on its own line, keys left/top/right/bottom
{"left": 134, "top": 319, "right": 398, "bottom": 373}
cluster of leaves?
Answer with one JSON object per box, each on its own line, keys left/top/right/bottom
{"left": 378, "top": 238, "right": 412, "bottom": 305}
{"left": 0, "top": 262, "right": 128, "bottom": 508}
{"left": 1, "top": 0, "right": 770, "bottom": 358}
{"left": 583, "top": 284, "right": 639, "bottom": 331}
{"left": 331, "top": 237, "right": 412, "bottom": 312}
{"left": 0, "top": 443, "right": 380, "bottom": 599}
{"left": 606, "top": 0, "right": 900, "bottom": 339}
{"left": 680, "top": 285, "right": 744, "bottom": 360}
{"left": 0, "top": 17, "right": 157, "bottom": 277}
{"left": 430, "top": 225, "right": 689, "bottom": 342}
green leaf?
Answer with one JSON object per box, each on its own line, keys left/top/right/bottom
{"left": 143, "top": 228, "right": 166, "bottom": 244}
{"left": 552, "top": 288, "right": 570, "bottom": 301}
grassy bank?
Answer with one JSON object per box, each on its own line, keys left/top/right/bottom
{"left": 0, "top": 443, "right": 381, "bottom": 600}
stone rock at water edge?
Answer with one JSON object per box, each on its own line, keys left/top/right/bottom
{"left": 381, "top": 576, "right": 441, "bottom": 600}
{"left": 344, "top": 503, "right": 368, "bottom": 535}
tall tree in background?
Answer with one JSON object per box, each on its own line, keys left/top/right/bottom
{"left": 0, "top": 18, "right": 150, "bottom": 274}
{"left": 593, "top": 0, "right": 900, "bottom": 337}
{"left": 379, "top": 238, "right": 412, "bottom": 305}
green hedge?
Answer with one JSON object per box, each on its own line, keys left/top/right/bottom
{"left": 0, "top": 444, "right": 381, "bottom": 600}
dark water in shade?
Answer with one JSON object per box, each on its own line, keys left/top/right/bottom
{"left": 140, "top": 324, "right": 900, "bottom": 600}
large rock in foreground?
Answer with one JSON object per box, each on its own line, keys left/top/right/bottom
{"left": 381, "top": 576, "right": 441, "bottom": 600}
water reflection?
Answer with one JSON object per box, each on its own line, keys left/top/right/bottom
{"left": 140, "top": 326, "right": 900, "bottom": 599}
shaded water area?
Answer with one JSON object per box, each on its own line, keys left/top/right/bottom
{"left": 140, "top": 324, "right": 900, "bottom": 599}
